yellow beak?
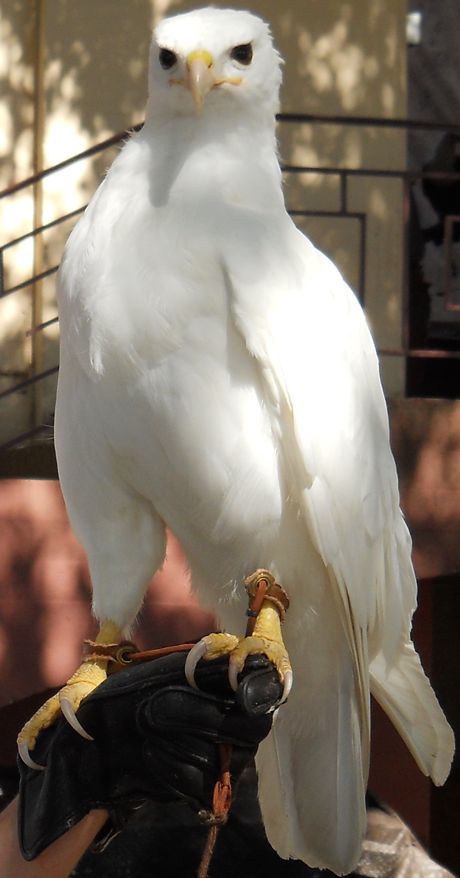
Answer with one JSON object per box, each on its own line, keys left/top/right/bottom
{"left": 186, "top": 50, "right": 215, "bottom": 110}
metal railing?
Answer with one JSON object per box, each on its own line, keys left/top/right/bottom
{"left": 2, "top": 112, "right": 460, "bottom": 454}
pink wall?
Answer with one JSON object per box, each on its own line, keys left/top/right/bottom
{"left": 0, "top": 479, "right": 215, "bottom": 707}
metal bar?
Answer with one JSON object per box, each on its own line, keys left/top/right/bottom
{"left": 0, "top": 369, "right": 28, "bottom": 378}
{"left": 1, "top": 265, "right": 58, "bottom": 298}
{"left": 402, "top": 177, "right": 411, "bottom": 367}
{"left": 282, "top": 164, "right": 460, "bottom": 181}
{"left": 26, "top": 316, "right": 59, "bottom": 337}
{"left": 0, "top": 424, "right": 52, "bottom": 453}
{"left": 2, "top": 206, "right": 86, "bottom": 251}
{"left": 0, "top": 365, "right": 58, "bottom": 401}
{"left": 358, "top": 215, "right": 366, "bottom": 305}
{"left": 340, "top": 172, "right": 347, "bottom": 214}
{"left": 288, "top": 209, "right": 364, "bottom": 219}
{"left": 379, "top": 348, "right": 460, "bottom": 359}
{"left": 0, "top": 124, "right": 143, "bottom": 200}
{"left": 277, "top": 113, "right": 460, "bottom": 134}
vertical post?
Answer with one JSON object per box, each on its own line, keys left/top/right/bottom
{"left": 31, "top": 0, "right": 45, "bottom": 430}
{"left": 358, "top": 214, "right": 366, "bottom": 306}
{"left": 401, "top": 175, "right": 411, "bottom": 395}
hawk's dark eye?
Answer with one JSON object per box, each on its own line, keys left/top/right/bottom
{"left": 230, "top": 43, "right": 253, "bottom": 65}
{"left": 159, "top": 48, "right": 178, "bottom": 70}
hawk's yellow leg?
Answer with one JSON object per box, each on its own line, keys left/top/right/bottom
{"left": 17, "top": 620, "right": 122, "bottom": 767}
{"left": 228, "top": 602, "right": 292, "bottom": 692}
{"left": 185, "top": 600, "right": 292, "bottom": 701}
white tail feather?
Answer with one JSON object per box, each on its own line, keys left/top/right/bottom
{"left": 370, "top": 642, "right": 455, "bottom": 786}
{"left": 256, "top": 641, "right": 368, "bottom": 874}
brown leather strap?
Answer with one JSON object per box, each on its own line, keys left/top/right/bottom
{"left": 197, "top": 743, "right": 233, "bottom": 878}
{"left": 245, "top": 574, "right": 269, "bottom": 636}
{"left": 83, "top": 641, "right": 198, "bottom": 673}
{"left": 128, "top": 643, "right": 197, "bottom": 663}
{"left": 244, "top": 569, "right": 290, "bottom": 635}
{"left": 212, "top": 743, "right": 232, "bottom": 820}
{"left": 82, "top": 640, "right": 138, "bottom": 665}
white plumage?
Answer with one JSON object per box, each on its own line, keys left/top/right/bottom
{"left": 55, "top": 8, "right": 454, "bottom": 873}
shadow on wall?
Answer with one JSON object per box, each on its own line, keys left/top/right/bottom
{"left": 0, "top": 0, "right": 152, "bottom": 189}
{"left": 1, "top": 0, "right": 155, "bottom": 444}
{"left": 2, "top": 0, "right": 401, "bottom": 191}
{"left": 0, "top": 480, "right": 215, "bottom": 707}
{"left": 1, "top": 0, "right": 404, "bottom": 252}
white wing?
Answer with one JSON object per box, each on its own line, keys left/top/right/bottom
{"left": 222, "top": 215, "right": 454, "bottom": 868}
{"left": 227, "top": 218, "right": 415, "bottom": 659}
{"left": 224, "top": 217, "right": 412, "bottom": 658}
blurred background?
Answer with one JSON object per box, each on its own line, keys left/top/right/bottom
{"left": 0, "top": 1, "right": 459, "bottom": 873}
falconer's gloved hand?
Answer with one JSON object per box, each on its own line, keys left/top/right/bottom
{"left": 18, "top": 650, "right": 282, "bottom": 860}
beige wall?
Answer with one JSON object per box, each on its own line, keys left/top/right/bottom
{"left": 0, "top": 1, "right": 36, "bottom": 444}
{"left": 0, "top": 0, "right": 407, "bottom": 445}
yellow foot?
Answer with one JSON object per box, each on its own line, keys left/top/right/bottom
{"left": 227, "top": 633, "right": 292, "bottom": 699}
{"left": 184, "top": 632, "right": 240, "bottom": 688}
{"left": 17, "top": 620, "right": 122, "bottom": 770}
{"left": 185, "top": 586, "right": 293, "bottom": 705}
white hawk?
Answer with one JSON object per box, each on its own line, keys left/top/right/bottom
{"left": 19, "top": 8, "right": 454, "bottom": 874}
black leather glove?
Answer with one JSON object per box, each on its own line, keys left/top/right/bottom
{"left": 18, "top": 650, "right": 282, "bottom": 860}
